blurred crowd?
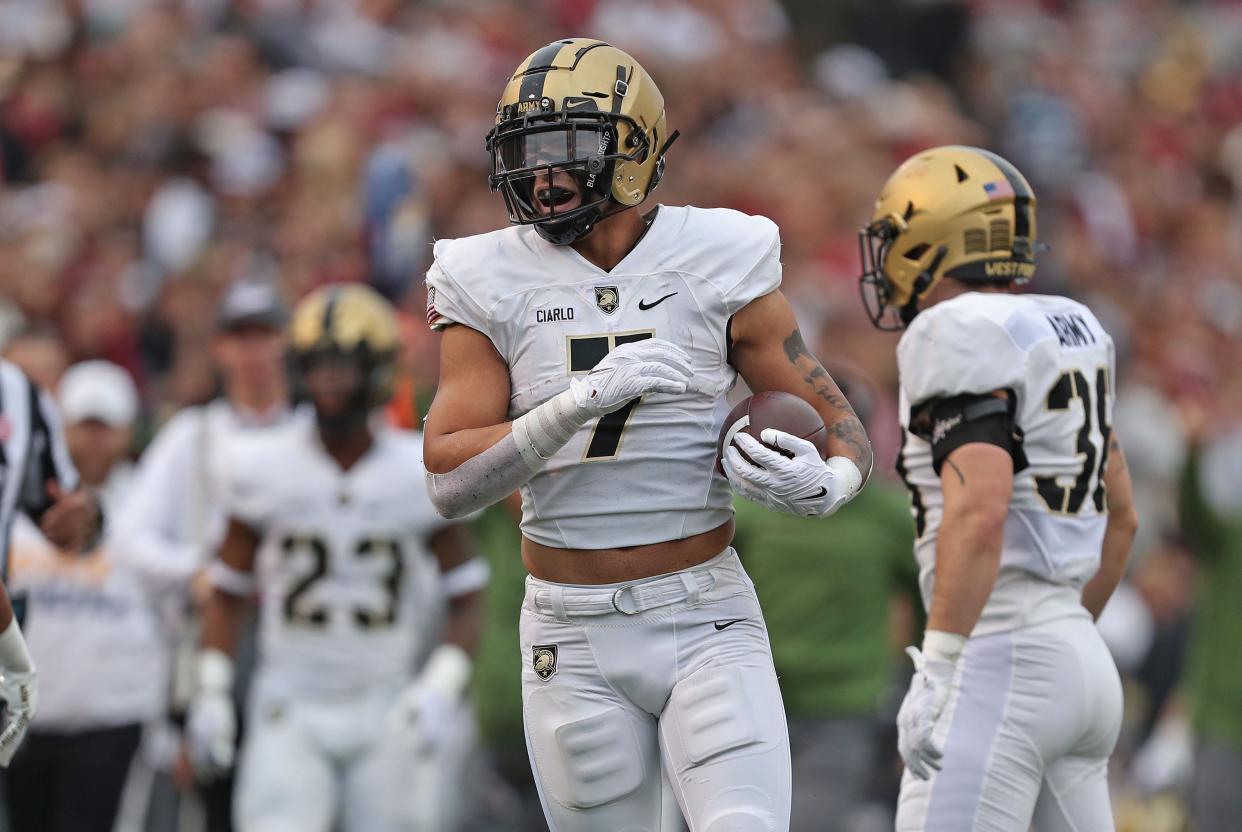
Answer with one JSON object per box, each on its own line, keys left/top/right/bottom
{"left": 0, "top": 0, "right": 1240, "bottom": 830}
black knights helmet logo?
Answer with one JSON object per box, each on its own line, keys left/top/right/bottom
{"left": 532, "top": 644, "right": 558, "bottom": 681}
{"left": 594, "top": 286, "right": 619, "bottom": 315}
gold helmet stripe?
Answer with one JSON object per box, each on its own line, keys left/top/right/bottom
{"left": 517, "top": 41, "right": 573, "bottom": 106}
{"left": 320, "top": 287, "right": 341, "bottom": 344}
{"left": 612, "top": 63, "right": 630, "bottom": 114}
{"left": 570, "top": 41, "right": 608, "bottom": 68}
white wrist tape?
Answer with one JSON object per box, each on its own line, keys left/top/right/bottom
{"left": 198, "top": 649, "right": 234, "bottom": 694}
{"left": 826, "top": 456, "right": 864, "bottom": 501}
{"left": 418, "top": 644, "right": 472, "bottom": 700}
{"left": 0, "top": 619, "right": 33, "bottom": 674}
{"left": 427, "top": 391, "right": 592, "bottom": 520}
{"left": 922, "top": 629, "right": 967, "bottom": 665}
{"left": 442, "top": 557, "right": 490, "bottom": 598}
{"left": 207, "top": 560, "right": 257, "bottom": 597}
{"left": 511, "top": 390, "right": 591, "bottom": 470}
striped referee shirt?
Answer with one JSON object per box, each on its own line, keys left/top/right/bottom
{"left": 0, "top": 360, "right": 78, "bottom": 579}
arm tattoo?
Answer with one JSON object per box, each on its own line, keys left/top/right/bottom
{"left": 945, "top": 458, "right": 966, "bottom": 486}
{"left": 782, "top": 329, "right": 874, "bottom": 474}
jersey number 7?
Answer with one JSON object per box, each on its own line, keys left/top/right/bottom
{"left": 566, "top": 330, "right": 655, "bottom": 460}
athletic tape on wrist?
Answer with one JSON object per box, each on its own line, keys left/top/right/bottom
{"left": 207, "top": 560, "right": 257, "bottom": 597}
{"left": 826, "top": 456, "right": 864, "bottom": 498}
{"left": 512, "top": 390, "right": 589, "bottom": 469}
{"left": 442, "top": 557, "right": 490, "bottom": 598}
{"left": 419, "top": 644, "right": 472, "bottom": 700}
{"left": 198, "top": 649, "right": 235, "bottom": 693}
{"left": 0, "top": 619, "right": 34, "bottom": 674}
{"left": 922, "top": 629, "right": 967, "bottom": 665}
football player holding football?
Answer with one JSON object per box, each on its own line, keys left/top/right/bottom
{"left": 858, "top": 145, "right": 1140, "bottom": 831}
{"left": 422, "top": 38, "right": 873, "bottom": 831}
{"left": 188, "top": 284, "right": 486, "bottom": 832}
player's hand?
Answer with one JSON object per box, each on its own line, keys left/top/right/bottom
{"left": 385, "top": 681, "right": 458, "bottom": 750}
{"left": 386, "top": 644, "right": 471, "bottom": 750}
{"left": 0, "top": 668, "right": 36, "bottom": 767}
{"left": 186, "top": 650, "right": 236, "bottom": 778}
{"left": 40, "top": 483, "right": 101, "bottom": 552}
{"left": 897, "top": 646, "right": 955, "bottom": 780}
{"left": 186, "top": 688, "right": 235, "bottom": 777}
{"left": 568, "top": 338, "right": 692, "bottom": 417}
{"left": 722, "top": 429, "right": 861, "bottom": 517}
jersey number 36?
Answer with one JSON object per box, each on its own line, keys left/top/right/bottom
{"left": 1036, "top": 367, "right": 1112, "bottom": 515}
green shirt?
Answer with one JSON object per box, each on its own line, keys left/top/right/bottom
{"left": 733, "top": 480, "right": 919, "bottom": 718}
{"left": 1179, "top": 448, "right": 1242, "bottom": 747}
{"left": 468, "top": 502, "right": 528, "bottom": 751}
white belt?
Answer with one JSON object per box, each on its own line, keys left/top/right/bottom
{"left": 531, "top": 568, "right": 716, "bottom": 618}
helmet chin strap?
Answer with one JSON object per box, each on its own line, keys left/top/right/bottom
{"left": 534, "top": 128, "right": 677, "bottom": 246}
{"left": 534, "top": 205, "right": 604, "bottom": 245}
{"left": 898, "top": 246, "right": 948, "bottom": 326}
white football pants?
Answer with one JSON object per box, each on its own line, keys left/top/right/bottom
{"left": 897, "top": 612, "right": 1123, "bottom": 831}
{"left": 234, "top": 679, "right": 475, "bottom": 832}
{"left": 520, "top": 547, "right": 792, "bottom": 832}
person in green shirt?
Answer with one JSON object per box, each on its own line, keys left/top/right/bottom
{"left": 734, "top": 472, "right": 919, "bottom": 831}
{"left": 469, "top": 496, "right": 556, "bottom": 831}
{"left": 1178, "top": 422, "right": 1242, "bottom": 832}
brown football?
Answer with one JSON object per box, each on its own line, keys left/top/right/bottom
{"left": 716, "top": 391, "right": 829, "bottom": 473}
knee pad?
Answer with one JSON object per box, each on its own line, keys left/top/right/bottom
{"left": 667, "top": 667, "right": 762, "bottom": 765}
{"left": 702, "top": 810, "right": 772, "bottom": 832}
{"left": 527, "top": 695, "right": 646, "bottom": 810}
{"left": 701, "top": 787, "right": 778, "bottom": 832}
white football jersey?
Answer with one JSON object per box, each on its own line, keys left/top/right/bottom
{"left": 896, "top": 292, "right": 1116, "bottom": 634}
{"left": 426, "top": 205, "right": 781, "bottom": 550}
{"left": 220, "top": 421, "right": 447, "bottom": 698}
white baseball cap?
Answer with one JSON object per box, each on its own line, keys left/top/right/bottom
{"left": 57, "top": 361, "right": 139, "bottom": 428}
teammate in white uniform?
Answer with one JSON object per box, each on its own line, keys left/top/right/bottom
{"left": 187, "top": 285, "right": 487, "bottom": 832}
{"left": 421, "top": 39, "right": 874, "bottom": 832}
{"left": 857, "top": 145, "right": 1141, "bottom": 831}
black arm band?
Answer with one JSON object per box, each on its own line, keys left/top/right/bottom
{"left": 910, "top": 393, "right": 1028, "bottom": 475}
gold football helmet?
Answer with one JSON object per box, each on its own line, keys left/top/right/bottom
{"left": 486, "top": 38, "right": 679, "bottom": 245}
{"left": 859, "top": 146, "right": 1038, "bottom": 329}
{"left": 289, "top": 283, "right": 398, "bottom": 408}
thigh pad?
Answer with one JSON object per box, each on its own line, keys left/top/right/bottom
{"left": 528, "top": 694, "right": 647, "bottom": 811}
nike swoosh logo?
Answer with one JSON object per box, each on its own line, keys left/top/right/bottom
{"left": 795, "top": 486, "right": 828, "bottom": 501}
{"left": 638, "top": 292, "right": 678, "bottom": 310}
{"left": 565, "top": 99, "right": 593, "bottom": 109}
{"left": 714, "top": 618, "right": 747, "bottom": 631}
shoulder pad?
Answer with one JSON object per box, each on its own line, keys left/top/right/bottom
{"left": 898, "top": 295, "right": 1043, "bottom": 406}
{"left": 664, "top": 207, "right": 781, "bottom": 312}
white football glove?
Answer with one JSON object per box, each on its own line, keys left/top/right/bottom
{"left": 722, "top": 429, "right": 861, "bottom": 517}
{"left": 568, "top": 338, "right": 692, "bottom": 418}
{"left": 385, "top": 645, "right": 471, "bottom": 751}
{"left": 186, "top": 650, "right": 236, "bottom": 778}
{"left": 0, "top": 618, "right": 36, "bottom": 767}
{"left": 897, "top": 633, "right": 963, "bottom": 780}
{"left": 387, "top": 681, "right": 458, "bottom": 750}
{"left": 0, "top": 668, "right": 36, "bottom": 767}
